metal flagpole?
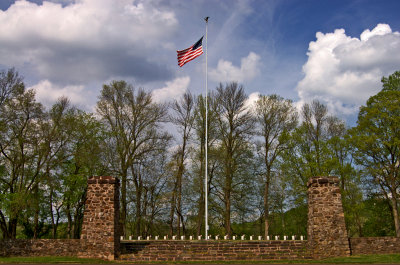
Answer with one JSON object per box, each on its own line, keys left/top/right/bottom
{"left": 204, "top": 16, "right": 209, "bottom": 241}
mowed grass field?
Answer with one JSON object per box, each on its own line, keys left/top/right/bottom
{"left": 1, "top": 254, "right": 400, "bottom": 264}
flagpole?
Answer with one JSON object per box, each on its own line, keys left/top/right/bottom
{"left": 204, "top": 16, "right": 209, "bottom": 241}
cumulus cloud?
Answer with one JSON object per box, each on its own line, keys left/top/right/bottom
{"left": 209, "top": 52, "right": 261, "bottom": 83}
{"left": 29, "top": 79, "right": 90, "bottom": 108}
{"left": 152, "top": 76, "right": 190, "bottom": 103}
{"left": 296, "top": 23, "right": 400, "bottom": 116}
{"left": 0, "top": 0, "right": 177, "bottom": 84}
{"left": 244, "top": 92, "right": 260, "bottom": 112}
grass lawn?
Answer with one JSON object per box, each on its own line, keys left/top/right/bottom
{"left": 1, "top": 254, "right": 400, "bottom": 264}
{"left": 0, "top": 256, "right": 114, "bottom": 263}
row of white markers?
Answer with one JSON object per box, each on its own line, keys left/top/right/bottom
{"left": 121, "top": 235, "right": 305, "bottom": 241}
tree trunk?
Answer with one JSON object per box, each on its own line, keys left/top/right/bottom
{"left": 135, "top": 189, "right": 142, "bottom": 237}
{"left": 33, "top": 184, "right": 39, "bottom": 239}
{"left": 49, "top": 189, "right": 56, "bottom": 239}
{"left": 73, "top": 190, "right": 86, "bottom": 239}
{"left": 53, "top": 208, "right": 60, "bottom": 239}
{"left": 73, "top": 210, "right": 82, "bottom": 239}
{"left": 0, "top": 211, "right": 9, "bottom": 239}
{"left": 224, "top": 194, "right": 231, "bottom": 237}
{"left": 176, "top": 130, "right": 187, "bottom": 237}
{"left": 224, "top": 157, "right": 232, "bottom": 237}
{"left": 390, "top": 196, "right": 400, "bottom": 237}
{"left": 66, "top": 204, "right": 72, "bottom": 239}
{"left": 169, "top": 187, "right": 176, "bottom": 236}
{"left": 264, "top": 174, "right": 270, "bottom": 239}
{"left": 133, "top": 169, "right": 143, "bottom": 237}
{"left": 196, "top": 188, "right": 204, "bottom": 236}
{"left": 196, "top": 138, "right": 205, "bottom": 237}
{"left": 120, "top": 173, "right": 127, "bottom": 237}
{"left": 8, "top": 217, "right": 18, "bottom": 239}
{"left": 177, "top": 167, "right": 182, "bottom": 237}
{"left": 143, "top": 188, "right": 148, "bottom": 237}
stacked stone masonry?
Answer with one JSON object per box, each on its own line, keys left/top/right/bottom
{"left": 350, "top": 237, "right": 400, "bottom": 255}
{"left": 307, "top": 176, "right": 351, "bottom": 258}
{"left": 120, "top": 240, "right": 310, "bottom": 261}
{"left": 80, "top": 176, "right": 120, "bottom": 260}
{"left": 0, "top": 239, "right": 83, "bottom": 257}
{"left": 2, "top": 175, "right": 400, "bottom": 261}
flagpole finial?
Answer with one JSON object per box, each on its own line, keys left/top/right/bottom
{"left": 204, "top": 16, "right": 209, "bottom": 22}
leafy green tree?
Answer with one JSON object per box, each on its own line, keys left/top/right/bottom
{"left": 59, "top": 107, "right": 108, "bottom": 238}
{"left": 362, "top": 196, "right": 395, "bottom": 236}
{"left": 349, "top": 71, "right": 400, "bottom": 237}
{"left": 281, "top": 100, "right": 335, "bottom": 204}
{"left": 0, "top": 84, "right": 46, "bottom": 238}
{"left": 254, "top": 94, "right": 298, "bottom": 238}
{"left": 326, "top": 116, "right": 363, "bottom": 236}
{"left": 96, "top": 80, "right": 169, "bottom": 236}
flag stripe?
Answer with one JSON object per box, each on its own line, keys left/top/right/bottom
{"left": 177, "top": 48, "right": 203, "bottom": 62}
{"left": 177, "top": 47, "right": 203, "bottom": 67}
{"left": 177, "top": 37, "right": 204, "bottom": 67}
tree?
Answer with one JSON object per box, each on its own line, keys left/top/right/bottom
{"left": 169, "top": 92, "right": 196, "bottom": 236}
{"left": 281, "top": 100, "right": 336, "bottom": 203}
{"left": 0, "top": 68, "right": 24, "bottom": 107}
{"left": 190, "top": 94, "right": 218, "bottom": 236}
{"left": 96, "top": 80, "right": 169, "bottom": 236}
{"left": 254, "top": 94, "right": 298, "bottom": 238}
{"left": 0, "top": 85, "right": 46, "bottom": 238}
{"left": 59, "top": 107, "right": 108, "bottom": 239}
{"left": 349, "top": 71, "right": 400, "bottom": 237}
{"left": 213, "top": 82, "right": 255, "bottom": 237}
{"left": 326, "top": 116, "right": 363, "bottom": 236}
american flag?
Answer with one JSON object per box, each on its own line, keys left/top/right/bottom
{"left": 177, "top": 37, "right": 203, "bottom": 67}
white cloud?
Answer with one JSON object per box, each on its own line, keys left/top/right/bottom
{"left": 209, "top": 52, "right": 261, "bottom": 83}
{"left": 29, "top": 79, "right": 90, "bottom": 108}
{"left": 296, "top": 23, "right": 400, "bottom": 117}
{"left": 244, "top": 92, "right": 260, "bottom": 112}
{"left": 152, "top": 76, "right": 190, "bottom": 103}
{"left": 0, "top": 0, "right": 178, "bottom": 84}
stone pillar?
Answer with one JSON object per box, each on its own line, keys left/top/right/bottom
{"left": 80, "top": 176, "right": 120, "bottom": 260}
{"left": 307, "top": 176, "right": 350, "bottom": 259}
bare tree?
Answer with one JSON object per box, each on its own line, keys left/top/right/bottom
{"left": 168, "top": 92, "right": 195, "bottom": 236}
{"left": 213, "top": 82, "right": 255, "bottom": 237}
{"left": 0, "top": 68, "right": 24, "bottom": 107}
{"left": 192, "top": 94, "right": 218, "bottom": 236}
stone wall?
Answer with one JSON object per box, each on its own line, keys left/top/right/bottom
{"left": 3, "top": 175, "right": 400, "bottom": 261}
{"left": 120, "top": 240, "right": 310, "bottom": 261}
{"left": 0, "top": 176, "right": 120, "bottom": 261}
{"left": 80, "top": 176, "right": 120, "bottom": 260}
{"left": 307, "top": 176, "right": 350, "bottom": 258}
{"left": 0, "top": 239, "right": 83, "bottom": 257}
{"left": 350, "top": 237, "right": 400, "bottom": 255}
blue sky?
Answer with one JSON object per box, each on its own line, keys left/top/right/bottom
{"left": 1, "top": 0, "right": 399, "bottom": 125}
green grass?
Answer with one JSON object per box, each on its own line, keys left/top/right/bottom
{"left": 1, "top": 254, "right": 400, "bottom": 264}
{"left": 117, "top": 254, "right": 400, "bottom": 264}
{"left": 320, "top": 254, "right": 400, "bottom": 263}
{"left": 0, "top": 256, "right": 114, "bottom": 263}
